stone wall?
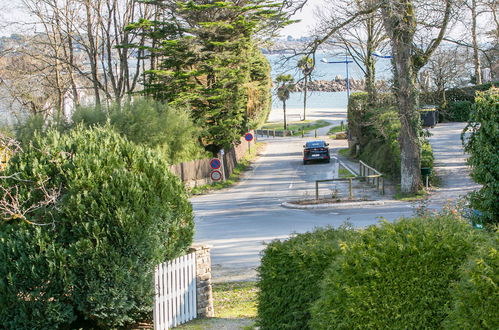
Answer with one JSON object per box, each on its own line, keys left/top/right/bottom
{"left": 189, "top": 245, "right": 214, "bottom": 318}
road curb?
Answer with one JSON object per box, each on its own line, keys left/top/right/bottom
{"left": 281, "top": 200, "right": 386, "bottom": 209}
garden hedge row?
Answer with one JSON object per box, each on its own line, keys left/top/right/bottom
{"left": 257, "top": 226, "right": 356, "bottom": 330}
{"left": 0, "top": 125, "right": 194, "bottom": 328}
{"left": 257, "top": 215, "right": 497, "bottom": 329}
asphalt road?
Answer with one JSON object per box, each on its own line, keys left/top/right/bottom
{"left": 191, "top": 110, "right": 477, "bottom": 281}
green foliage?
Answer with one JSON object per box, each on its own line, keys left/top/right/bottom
{"left": 0, "top": 125, "right": 194, "bottom": 328}
{"left": 129, "top": 1, "right": 280, "bottom": 153}
{"left": 257, "top": 226, "right": 356, "bottom": 330}
{"left": 445, "top": 234, "right": 499, "bottom": 329}
{"left": 348, "top": 93, "right": 400, "bottom": 177}
{"left": 442, "top": 100, "right": 473, "bottom": 122}
{"left": 421, "top": 140, "right": 434, "bottom": 169}
{"left": 310, "top": 215, "right": 487, "bottom": 330}
{"left": 420, "top": 82, "right": 497, "bottom": 122}
{"left": 462, "top": 87, "right": 499, "bottom": 227}
{"left": 348, "top": 93, "right": 435, "bottom": 179}
{"left": 71, "top": 98, "right": 208, "bottom": 164}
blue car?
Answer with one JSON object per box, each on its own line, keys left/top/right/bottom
{"left": 303, "top": 140, "right": 330, "bottom": 165}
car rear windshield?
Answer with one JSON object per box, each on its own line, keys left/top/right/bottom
{"left": 306, "top": 141, "right": 326, "bottom": 148}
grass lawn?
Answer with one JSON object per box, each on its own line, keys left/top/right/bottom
{"left": 189, "top": 143, "right": 265, "bottom": 195}
{"left": 176, "top": 281, "right": 258, "bottom": 330}
{"left": 339, "top": 168, "right": 356, "bottom": 178}
{"left": 261, "top": 120, "right": 330, "bottom": 136}
{"left": 394, "top": 190, "right": 429, "bottom": 201}
{"left": 338, "top": 148, "right": 351, "bottom": 157}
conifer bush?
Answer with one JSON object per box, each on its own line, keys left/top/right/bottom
{"left": 0, "top": 125, "right": 194, "bottom": 328}
{"left": 310, "top": 215, "right": 486, "bottom": 329}
{"left": 444, "top": 234, "right": 499, "bottom": 329}
{"left": 257, "top": 226, "right": 357, "bottom": 330}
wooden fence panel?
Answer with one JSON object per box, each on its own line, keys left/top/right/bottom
{"left": 154, "top": 253, "right": 197, "bottom": 329}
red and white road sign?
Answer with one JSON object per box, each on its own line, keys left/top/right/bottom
{"left": 210, "top": 170, "right": 222, "bottom": 181}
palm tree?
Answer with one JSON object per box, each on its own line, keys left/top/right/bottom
{"left": 275, "top": 74, "right": 294, "bottom": 130}
{"left": 297, "top": 56, "right": 314, "bottom": 121}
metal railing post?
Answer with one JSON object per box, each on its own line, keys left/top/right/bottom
{"left": 315, "top": 181, "right": 319, "bottom": 200}
{"left": 349, "top": 178, "right": 353, "bottom": 199}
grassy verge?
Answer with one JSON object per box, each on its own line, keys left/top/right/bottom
{"left": 176, "top": 281, "right": 258, "bottom": 330}
{"left": 339, "top": 168, "right": 356, "bottom": 178}
{"left": 261, "top": 120, "right": 330, "bottom": 136}
{"left": 213, "top": 282, "right": 258, "bottom": 318}
{"left": 338, "top": 148, "right": 351, "bottom": 157}
{"left": 394, "top": 189, "right": 429, "bottom": 201}
{"left": 189, "top": 143, "right": 265, "bottom": 195}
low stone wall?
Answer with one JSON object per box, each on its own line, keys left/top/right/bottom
{"left": 189, "top": 245, "right": 214, "bottom": 318}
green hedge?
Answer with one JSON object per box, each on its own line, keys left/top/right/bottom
{"left": 0, "top": 125, "right": 194, "bottom": 328}
{"left": 462, "top": 87, "right": 499, "bottom": 227}
{"left": 310, "top": 215, "right": 487, "bottom": 329}
{"left": 348, "top": 92, "right": 400, "bottom": 178}
{"left": 257, "top": 226, "right": 357, "bottom": 330}
{"left": 445, "top": 235, "right": 499, "bottom": 329}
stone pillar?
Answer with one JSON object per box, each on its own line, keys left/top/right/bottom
{"left": 189, "top": 245, "right": 214, "bottom": 318}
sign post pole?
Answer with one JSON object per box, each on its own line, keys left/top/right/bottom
{"left": 219, "top": 149, "right": 226, "bottom": 181}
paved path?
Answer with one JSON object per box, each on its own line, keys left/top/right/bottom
{"left": 192, "top": 116, "right": 480, "bottom": 282}
{"left": 428, "top": 122, "right": 480, "bottom": 204}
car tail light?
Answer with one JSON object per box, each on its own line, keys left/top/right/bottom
{"left": 321, "top": 147, "right": 328, "bottom": 151}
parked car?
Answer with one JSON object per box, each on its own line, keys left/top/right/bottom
{"left": 303, "top": 140, "right": 330, "bottom": 164}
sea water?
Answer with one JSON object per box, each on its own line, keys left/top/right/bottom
{"left": 266, "top": 53, "right": 392, "bottom": 110}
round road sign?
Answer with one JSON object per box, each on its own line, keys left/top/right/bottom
{"left": 244, "top": 132, "right": 253, "bottom": 142}
{"left": 210, "top": 158, "right": 222, "bottom": 170}
{"left": 210, "top": 170, "right": 222, "bottom": 181}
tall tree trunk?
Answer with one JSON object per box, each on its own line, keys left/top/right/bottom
{"left": 382, "top": 1, "right": 422, "bottom": 194}
{"left": 85, "top": 0, "right": 101, "bottom": 106}
{"left": 471, "top": 0, "right": 482, "bottom": 84}
{"left": 303, "top": 75, "right": 307, "bottom": 121}
{"left": 365, "top": 16, "right": 377, "bottom": 106}
{"left": 283, "top": 100, "right": 287, "bottom": 130}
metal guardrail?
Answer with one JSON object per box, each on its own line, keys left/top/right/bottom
{"left": 315, "top": 161, "right": 384, "bottom": 200}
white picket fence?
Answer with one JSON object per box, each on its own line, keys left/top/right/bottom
{"left": 154, "top": 252, "right": 197, "bottom": 329}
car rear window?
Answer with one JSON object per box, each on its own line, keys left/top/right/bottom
{"left": 306, "top": 141, "right": 325, "bottom": 148}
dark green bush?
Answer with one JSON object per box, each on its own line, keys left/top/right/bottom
{"left": 445, "top": 234, "right": 499, "bottom": 329}
{"left": 462, "top": 87, "right": 499, "bottom": 227}
{"left": 310, "top": 215, "right": 486, "bottom": 329}
{"left": 441, "top": 100, "right": 473, "bottom": 122}
{"left": 0, "top": 125, "right": 194, "bottom": 328}
{"left": 257, "top": 226, "right": 357, "bottom": 330}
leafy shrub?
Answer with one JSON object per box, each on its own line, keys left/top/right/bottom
{"left": 0, "top": 125, "right": 194, "bottom": 328}
{"left": 462, "top": 87, "right": 499, "bottom": 227}
{"left": 441, "top": 100, "right": 473, "bottom": 122}
{"left": 444, "top": 234, "right": 499, "bottom": 329}
{"left": 421, "top": 140, "right": 434, "bottom": 169}
{"left": 310, "top": 215, "right": 486, "bottom": 329}
{"left": 257, "top": 226, "right": 357, "bottom": 330}
{"left": 72, "top": 98, "right": 209, "bottom": 164}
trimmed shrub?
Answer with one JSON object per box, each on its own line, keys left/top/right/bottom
{"left": 441, "top": 100, "right": 473, "bottom": 122}
{"left": 0, "top": 125, "right": 194, "bottom": 328}
{"left": 257, "top": 226, "right": 357, "bottom": 330}
{"left": 310, "top": 215, "right": 486, "bottom": 329}
{"left": 444, "top": 234, "right": 499, "bottom": 329}
{"left": 462, "top": 87, "right": 499, "bottom": 227}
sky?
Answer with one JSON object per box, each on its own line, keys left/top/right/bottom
{"left": 1, "top": 0, "right": 323, "bottom": 38}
